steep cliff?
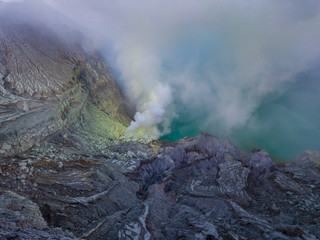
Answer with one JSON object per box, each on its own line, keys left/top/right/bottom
{"left": 0, "top": 19, "right": 132, "bottom": 158}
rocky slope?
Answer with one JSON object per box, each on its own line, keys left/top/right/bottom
{"left": 0, "top": 19, "right": 132, "bottom": 158}
{"left": 0, "top": 132, "right": 319, "bottom": 240}
{"left": 0, "top": 19, "right": 320, "bottom": 240}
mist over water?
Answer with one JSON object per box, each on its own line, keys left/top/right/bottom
{"left": 162, "top": 68, "right": 320, "bottom": 161}
{"left": 157, "top": 24, "right": 320, "bottom": 160}
{"left": 2, "top": 0, "right": 320, "bottom": 160}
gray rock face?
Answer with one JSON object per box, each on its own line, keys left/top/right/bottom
{"left": 0, "top": 19, "right": 320, "bottom": 240}
{"left": 217, "top": 160, "right": 251, "bottom": 205}
{"left": 1, "top": 132, "right": 320, "bottom": 240}
{"left": 0, "top": 19, "right": 132, "bottom": 158}
{"left": 2, "top": 131, "right": 317, "bottom": 239}
{"left": 0, "top": 190, "right": 76, "bottom": 240}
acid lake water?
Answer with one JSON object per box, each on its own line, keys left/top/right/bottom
{"left": 161, "top": 71, "right": 320, "bottom": 162}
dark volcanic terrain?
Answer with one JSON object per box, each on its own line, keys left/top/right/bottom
{"left": 0, "top": 20, "right": 319, "bottom": 240}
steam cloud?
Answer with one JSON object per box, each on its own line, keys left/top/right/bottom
{"left": 2, "top": 0, "right": 320, "bottom": 146}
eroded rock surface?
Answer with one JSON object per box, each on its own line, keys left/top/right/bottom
{"left": 0, "top": 19, "right": 132, "bottom": 157}
{"left": 1, "top": 132, "right": 319, "bottom": 239}
{"left": 0, "top": 190, "right": 76, "bottom": 240}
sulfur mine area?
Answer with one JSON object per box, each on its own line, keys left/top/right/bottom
{"left": 0, "top": 16, "right": 320, "bottom": 240}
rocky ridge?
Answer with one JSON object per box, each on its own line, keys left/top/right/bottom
{"left": 0, "top": 132, "right": 319, "bottom": 239}
{"left": 0, "top": 19, "right": 132, "bottom": 158}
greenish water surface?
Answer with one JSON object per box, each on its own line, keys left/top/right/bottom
{"left": 162, "top": 73, "right": 320, "bottom": 162}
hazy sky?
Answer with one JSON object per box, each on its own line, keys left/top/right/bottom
{"left": 2, "top": 0, "right": 320, "bottom": 146}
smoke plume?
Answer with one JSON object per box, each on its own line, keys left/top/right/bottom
{"left": 2, "top": 0, "right": 320, "bottom": 154}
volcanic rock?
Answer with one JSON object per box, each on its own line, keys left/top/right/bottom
{"left": 0, "top": 18, "right": 319, "bottom": 240}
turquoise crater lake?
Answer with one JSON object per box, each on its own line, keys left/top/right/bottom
{"left": 161, "top": 70, "right": 320, "bottom": 162}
